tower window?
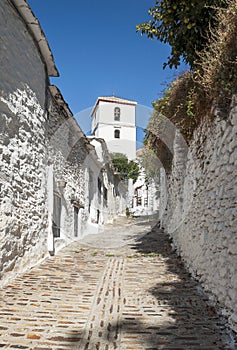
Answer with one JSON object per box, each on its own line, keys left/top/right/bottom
{"left": 114, "top": 107, "right": 120, "bottom": 121}
{"left": 114, "top": 129, "right": 120, "bottom": 139}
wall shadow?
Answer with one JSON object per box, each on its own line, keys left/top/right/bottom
{"left": 124, "top": 224, "right": 230, "bottom": 349}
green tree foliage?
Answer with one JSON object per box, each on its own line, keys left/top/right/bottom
{"left": 127, "top": 160, "right": 140, "bottom": 182}
{"left": 137, "top": 147, "right": 161, "bottom": 182}
{"left": 136, "top": 0, "right": 227, "bottom": 69}
{"left": 141, "top": 0, "right": 237, "bottom": 173}
{"left": 110, "top": 153, "right": 140, "bottom": 182}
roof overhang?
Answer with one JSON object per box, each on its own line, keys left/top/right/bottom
{"left": 49, "top": 85, "right": 95, "bottom": 154}
{"left": 10, "top": 0, "right": 59, "bottom": 77}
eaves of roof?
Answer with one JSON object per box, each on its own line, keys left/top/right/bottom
{"left": 10, "top": 0, "right": 59, "bottom": 77}
{"left": 49, "top": 85, "right": 95, "bottom": 155}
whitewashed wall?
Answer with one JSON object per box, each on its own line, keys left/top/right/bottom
{"left": 46, "top": 88, "right": 128, "bottom": 253}
{"left": 0, "top": 0, "right": 128, "bottom": 287}
{"left": 0, "top": 0, "right": 48, "bottom": 286}
{"left": 47, "top": 88, "right": 90, "bottom": 253}
{"left": 160, "top": 97, "right": 237, "bottom": 334}
{"left": 91, "top": 101, "right": 136, "bottom": 160}
{"left": 86, "top": 138, "right": 127, "bottom": 227}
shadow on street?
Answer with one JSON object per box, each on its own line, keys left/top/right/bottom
{"left": 66, "top": 223, "right": 229, "bottom": 349}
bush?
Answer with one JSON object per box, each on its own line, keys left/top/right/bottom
{"left": 197, "top": 0, "right": 237, "bottom": 117}
{"left": 144, "top": 0, "right": 237, "bottom": 166}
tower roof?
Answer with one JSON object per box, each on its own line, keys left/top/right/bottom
{"left": 91, "top": 96, "right": 137, "bottom": 116}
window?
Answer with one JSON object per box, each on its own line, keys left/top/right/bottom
{"left": 103, "top": 186, "right": 108, "bottom": 201}
{"left": 89, "top": 169, "right": 94, "bottom": 206}
{"left": 114, "top": 107, "right": 120, "bottom": 121}
{"left": 98, "top": 178, "right": 102, "bottom": 194}
{"left": 98, "top": 177, "right": 102, "bottom": 203}
{"left": 97, "top": 210, "right": 100, "bottom": 224}
{"left": 52, "top": 193, "right": 61, "bottom": 238}
{"left": 114, "top": 129, "right": 120, "bottom": 139}
{"left": 74, "top": 206, "right": 79, "bottom": 237}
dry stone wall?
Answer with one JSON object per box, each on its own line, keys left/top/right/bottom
{"left": 160, "top": 97, "right": 237, "bottom": 334}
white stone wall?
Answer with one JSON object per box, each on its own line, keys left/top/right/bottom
{"left": 160, "top": 97, "right": 237, "bottom": 334}
{"left": 85, "top": 138, "right": 127, "bottom": 228}
{"left": 132, "top": 166, "right": 159, "bottom": 216}
{"left": 47, "top": 89, "right": 126, "bottom": 250}
{"left": 0, "top": 0, "right": 48, "bottom": 286}
{"left": 0, "top": 0, "right": 128, "bottom": 287}
{"left": 47, "top": 91, "right": 88, "bottom": 252}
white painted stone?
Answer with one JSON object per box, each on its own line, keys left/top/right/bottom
{"left": 0, "top": 0, "right": 48, "bottom": 286}
{"left": 160, "top": 99, "right": 237, "bottom": 335}
{"left": 228, "top": 245, "right": 237, "bottom": 255}
{"left": 0, "top": 0, "right": 127, "bottom": 287}
{"left": 91, "top": 97, "right": 137, "bottom": 160}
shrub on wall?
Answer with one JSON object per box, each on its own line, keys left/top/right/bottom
{"left": 136, "top": 0, "right": 228, "bottom": 69}
{"left": 145, "top": 0, "right": 237, "bottom": 154}
{"left": 197, "top": 0, "right": 237, "bottom": 117}
{"left": 151, "top": 72, "right": 205, "bottom": 143}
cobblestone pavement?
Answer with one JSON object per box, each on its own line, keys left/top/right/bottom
{"left": 0, "top": 217, "right": 233, "bottom": 349}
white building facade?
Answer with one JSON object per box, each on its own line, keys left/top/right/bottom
{"left": 131, "top": 167, "right": 159, "bottom": 217}
{"left": 0, "top": 0, "right": 126, "bottom": 286}
{"left": 91, "top": 96, "right": 137, "bottom": 160}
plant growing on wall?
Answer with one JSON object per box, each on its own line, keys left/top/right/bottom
{"left": 136, "top": 0, "right": 228, "bottom": 69}
{"left": 197, "top": 0, "right": 237, "bottom": 115}
{"left": 141, "top": 0, "right": 237, "bottom": 169}
{"left": 145, "top": 71, "right": 204, "bottom": 145}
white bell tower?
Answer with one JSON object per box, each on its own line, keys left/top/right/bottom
{"left": 91, "top": 96, "right": 137, "bottom": 160}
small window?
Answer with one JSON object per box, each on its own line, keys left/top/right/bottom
{"left": 97, "top": 210, "right": 100, "bottom": 224}
{"left": 98, "top": 178, "right": 102, "bottom": 203}
{"left": 53, "top": 193, "right": 61, "bottom": 238}
{"left": 74, "top": 206, "right": 79, "bottom": 237}
{"left": 114, "top": 129, "right": 120, "bottom": 139}
{"left": 98, "top": 178, "right": 102, "bottom": 194}
{"left": 103, "top": 186, "right": 108, "bottom": 201}
{"left": 114, "top": 107, "right": 120, "bottom": 121}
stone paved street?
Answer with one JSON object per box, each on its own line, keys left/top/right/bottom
{"left": 0, "top": 217, "right": 232, "bottom": 349}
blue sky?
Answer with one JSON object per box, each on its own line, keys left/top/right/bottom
{"left": 27, "top": 0, "right": 186, "bottom": 133}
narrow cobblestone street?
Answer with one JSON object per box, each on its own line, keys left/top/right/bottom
{"left": 0, "top": 217, "right": 231, "bottom": 350}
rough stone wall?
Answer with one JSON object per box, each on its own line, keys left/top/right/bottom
{"left": 0, "top": 0, "right": 127, "bottom": 287}
{"left": 0, "top": 0, "right": 48, "bottom": 286}
{"left": 0, "top": 58, "right": 127, "bottom": 283}
{"left": 44, "top": 88, "right": 127, "bottom": 253}
{"left": 160, "top": 97, "right": 237, "bottom": 334}
{"left": 46, "top": 89, "right": 90, "bottom": 253}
